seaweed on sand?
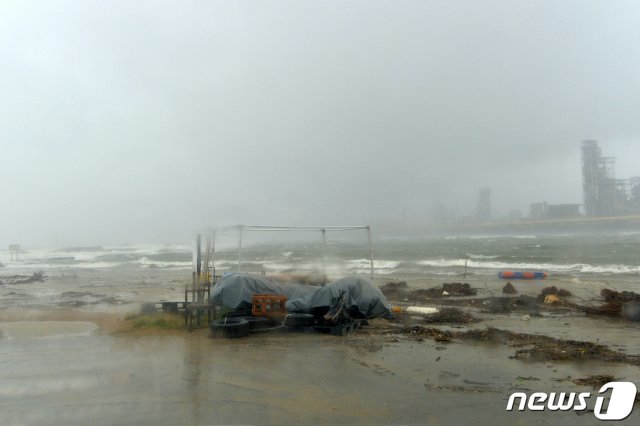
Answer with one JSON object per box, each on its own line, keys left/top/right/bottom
{"left": 400, "top": 325, "right": 640, "bottom": 366}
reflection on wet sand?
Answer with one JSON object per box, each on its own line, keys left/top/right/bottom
{"left": 1, "top": 321, "right": 639, "bottom": 425}
{"left": 0, "top": 262, "right": 639, "bottom": 425}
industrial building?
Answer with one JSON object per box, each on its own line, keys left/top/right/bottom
{"left": 582, "top": 140, "right": 640, "bottom": 217}
{"left": 529, "top": 202, "right": 582, "bottom": 220}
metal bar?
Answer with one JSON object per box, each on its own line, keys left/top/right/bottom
{"left": 321, "top": 229, "right": 326, "bottom": 286}
{"left": 237, "top": 226, "right": 244, "bottom": 272}
{"left": 367, "top": 226, "right": 374, "bottom": 279}
{"left": 211, "top": 230, "right": 217, "bottom": 282}
{"left": 196, "top": 234, "right": 201, "bottom": 303}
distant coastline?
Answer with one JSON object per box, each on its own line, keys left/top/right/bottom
{"left": 444, "top": 215, "right": 640, "bottom": 235}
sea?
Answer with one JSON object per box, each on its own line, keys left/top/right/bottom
{"left": 0, "top": 233, "right": 640, "bottom": 281}
{"left": 1, "top": 232, "right": 639, "bottom": 281}
{"left": 2, "top": 232, "right": 639, "bottom": 426}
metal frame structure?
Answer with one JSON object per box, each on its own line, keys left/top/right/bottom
{"left": 197, "top": 225, "right": 375, "bottom": 283}
{"left": 582, "top": 140, "right": 618, "bottom": 217}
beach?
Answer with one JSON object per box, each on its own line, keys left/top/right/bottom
{"left": 1, "top": 236, "right": 639, "bottom": 425}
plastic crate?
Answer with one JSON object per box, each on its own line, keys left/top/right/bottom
{"left": 251, "top": 294, "right": 288, "bottom": 317}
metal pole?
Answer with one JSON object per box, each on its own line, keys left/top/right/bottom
{"left": 321, "top": 229, "right": 326, "bottom": 285}
{"left": 237, "top": 226, "right": 244, "bottom": 272}
{"left": 211, "top": 230, "right": 217, "bottom": 284}
{"left": 366, "top": 226, "right": 374, "bottom": 279}
{"left": 196, "top": 234, "right": 202, "bottom": 277}
{"left": 195, "top": 234, "right": 201, "bottom": 303}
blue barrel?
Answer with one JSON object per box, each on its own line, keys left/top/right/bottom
{"left": 498, "top": 271, "right": 547, "bottom": 280}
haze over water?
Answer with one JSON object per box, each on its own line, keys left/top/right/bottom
{"left": 3, "top": 1, "right": 640, "bottom": 248}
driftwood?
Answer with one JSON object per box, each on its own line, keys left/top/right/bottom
{"left": 556, "top": 289, "right": 640, "bottom": 319}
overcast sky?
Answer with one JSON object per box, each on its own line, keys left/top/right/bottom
{"left": 2, "top": 1, "right": 640, "bottom": 246}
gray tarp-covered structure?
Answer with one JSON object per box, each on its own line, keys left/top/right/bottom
{"left": 210, "top": 274, "right": 391, "bottom": 319}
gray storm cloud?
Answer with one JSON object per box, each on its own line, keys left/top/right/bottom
{"left": 1, "top": 1, "right": 640, "bottom": 246}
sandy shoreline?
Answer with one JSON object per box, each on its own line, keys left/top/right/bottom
{"left": 1, "top": 268, "right": 639, "bottom": 424}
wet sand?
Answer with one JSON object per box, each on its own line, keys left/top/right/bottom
{"left": 2, "top": 322, "right": 638, "bottom": 425}
{"left": 0, "top": 268, "right": 639, "bottom": 424}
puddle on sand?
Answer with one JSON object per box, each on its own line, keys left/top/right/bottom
{"left": 0, "top": 321, "right": 98, "bottom": 339}
{"left": 1, "top": 331, "right": 638, "bottom": 425}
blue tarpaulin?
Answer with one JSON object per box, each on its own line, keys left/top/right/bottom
{"left": 210, "top": 274, "right": 390, "bottom": 319}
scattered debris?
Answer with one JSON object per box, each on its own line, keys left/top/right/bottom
{"left": 536, "top": 286, "right": 572, "bottom": 303}
{"left": 479, "top": 295, "right": 540, "bottom": 313}
{"left": 422, "top": 308, "right": 478, "bottom": 324}
{"left": 380, "top": 280, "right": 408, "bottom": 291}
{"left": 381, "top": 281, "right": 477, "bottom": 302}
{"left": 424, "top": 382, "right": 501, "bottom": 393}
{"left": 0, "top": 271, "right": 46, "bottom": 285}
{"left": 564, "top": 289, "right": 640, "bottom": 320}
{"left": 502, "top": 282, "right": 517, "bottom": 294}
{"left": 516, "top": 376, "right": 540, "bottom": 381}
{"left": 396, "top": 325, "right": 640, "bottom": 366}
{"left": 380, "top": 280, "right": 410, "bottom": 300}
{"left": 601, "top": 289, "right": 640, "bottom": 303}
{"left": 412, "top": 283, "right": 477, "bottom": 299}
{"left": 383, "top": 281, "right": 640, "bottom": 322}
{"left": 444, "top": 283, "right": 477, "bottom": 297}
{"left": 543, "top": 294, "right": 562, "bottom": 305}
{"left": 572, "top": 375, "right": 616, "bottom": 389}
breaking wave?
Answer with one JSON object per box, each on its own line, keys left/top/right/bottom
{"left": 465, "top": 253, "right": 500, "bottom": 260}
{"left": 416, "top": 258, "right": 640, "bottom": 274}
{"left": 137, "top": 257, "right": 192, "bottom": 269}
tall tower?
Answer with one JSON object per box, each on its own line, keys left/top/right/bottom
{"left": 582, "top": 140, "right": 599, "bottom": 217}
{"left": 581, "top": 140, "right": 616, "bottom": 217}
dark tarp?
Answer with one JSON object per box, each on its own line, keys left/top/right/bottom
{"left": 210, "top": 274, "right": 317, "bottom": 312}
{"left": 285, "top": 275, "right": 391, "bottom": 319}
{"left": 210, "top": 274, "right": 390, "bottom": 319}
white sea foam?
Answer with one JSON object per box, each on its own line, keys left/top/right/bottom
{"left": 137, "top": 257, "right": 192, "bottom": 269}
{"left": 103, "top": 244, "right": 190, "bottom": 255}
{"left": 0, "top": 244, "right": 192, "bottom": 271}
{"left": 416, "top": 258, "right": 640, "bottom": 274}
{"left": 345, "top": 259, "right": 401, "bottom": 270}
{"left": 2, "top": 261, "right": 125, "bottom": 270}
{"left": 465, "top": 253, "right": 500, "bottom": 260}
